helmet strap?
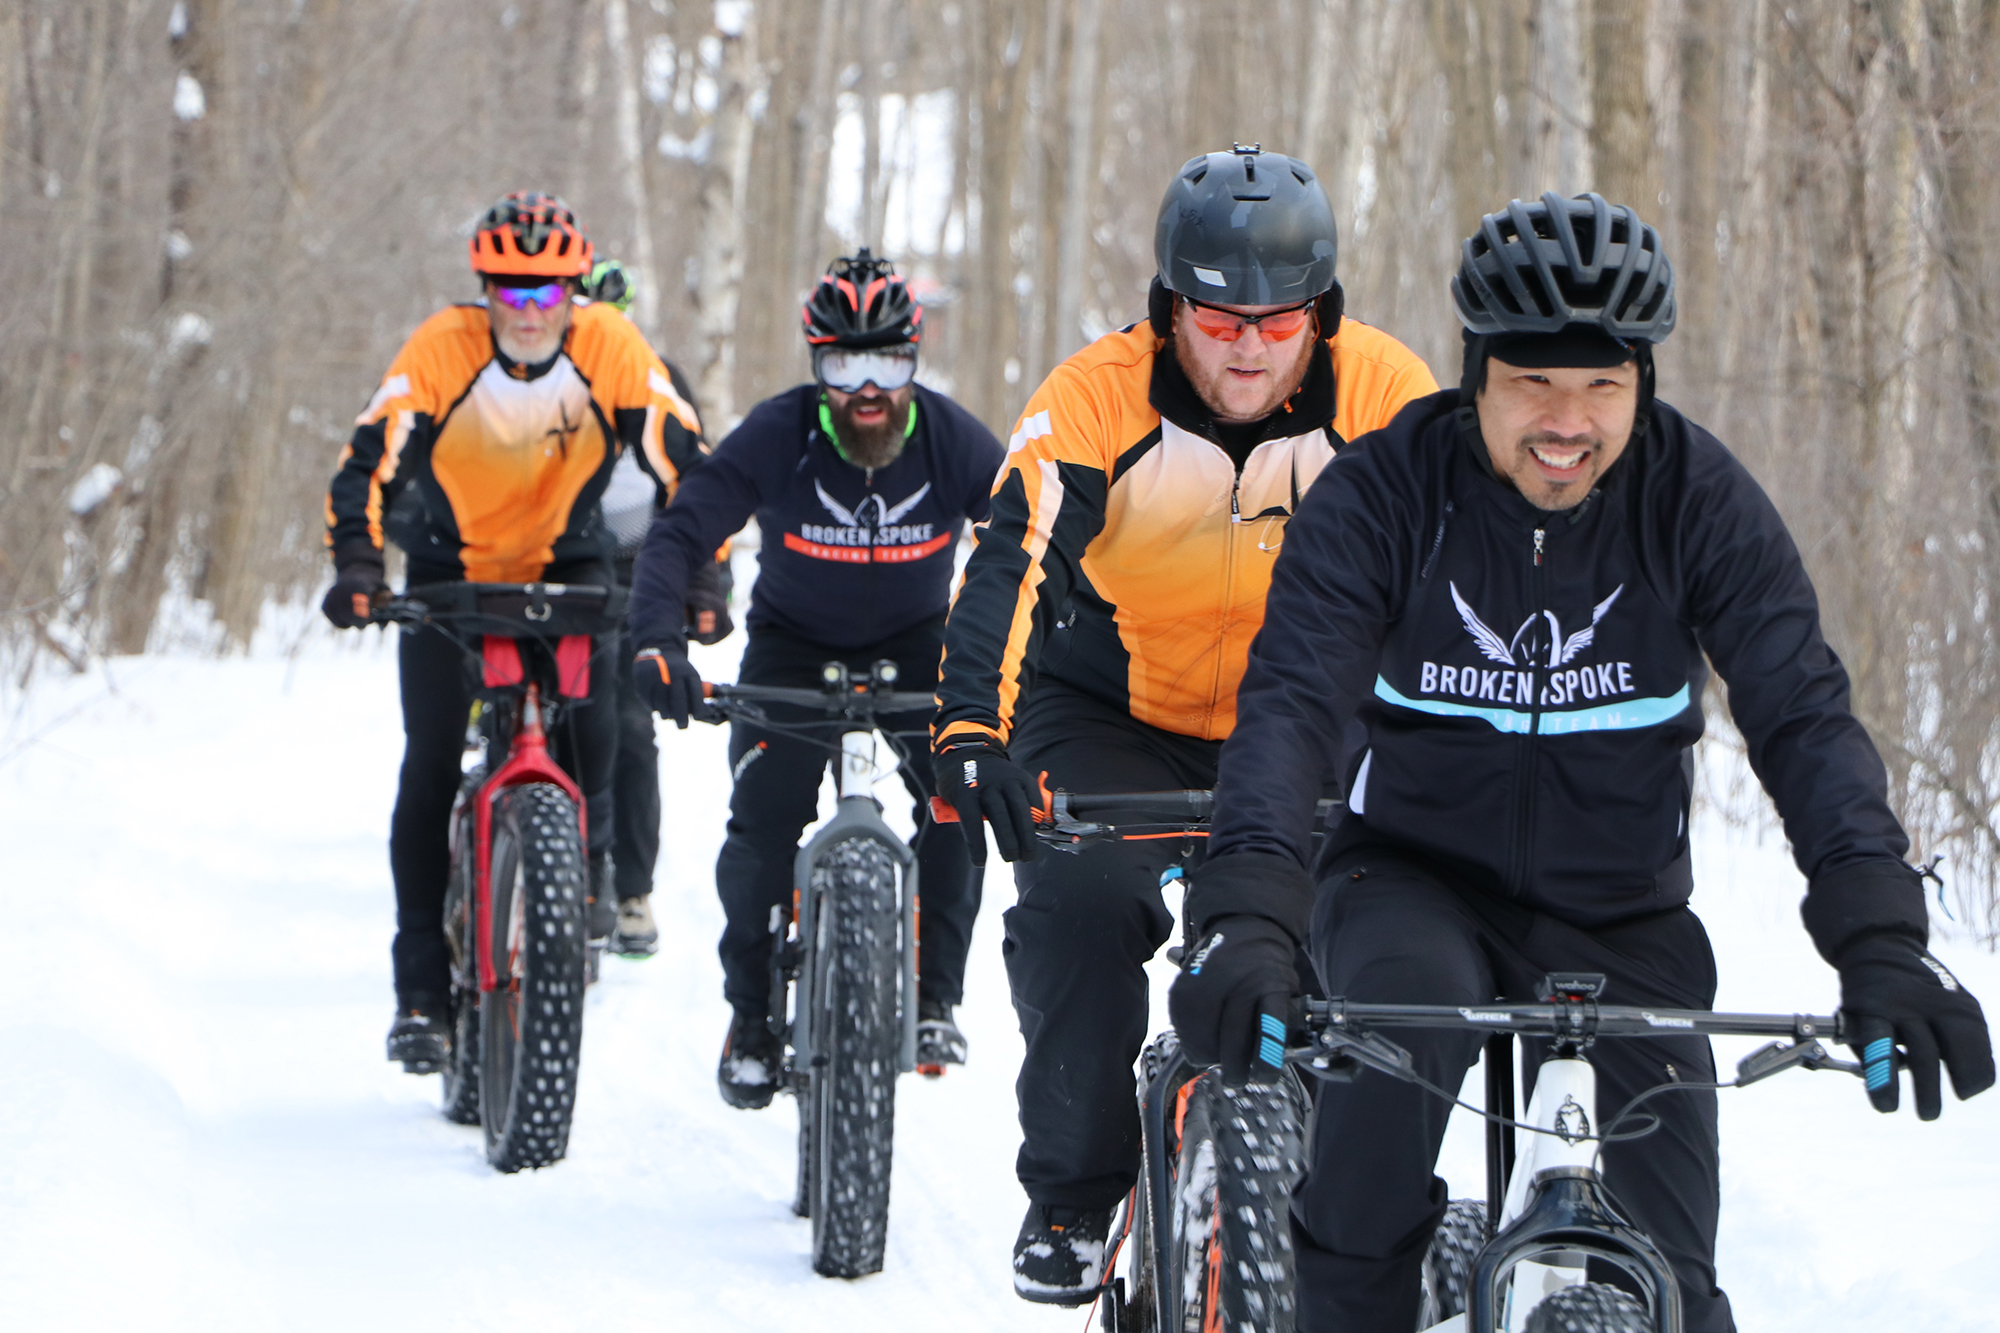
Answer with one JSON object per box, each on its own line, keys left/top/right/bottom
{"left": 1148, "top": 277, "right": 1175, "bottom": 339}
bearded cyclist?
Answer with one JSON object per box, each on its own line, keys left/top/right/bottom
{"left": 628, "top": 250, "right": 1005, "bottom": 1109}
{"left": 1171, "top": 192, "right": 1995, "bottom": 1331}
{"left": 323, "top": 193, "right": 705, "bottom": 1071}
{"left": 579, "top": 258, "right": 735, "bottom": 960}
{"left": 928, "top": 146, "right": 1438, "bottom": 1304}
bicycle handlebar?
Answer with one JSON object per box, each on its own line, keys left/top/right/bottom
{"left": 699, "top": 680, "right": 940, "bottom": 718}
{"left": 371, "top": 581, "right": 624, "bottom": 634}
{"left": 1301, "top": 997, "right": 1846, "bottom": 1045}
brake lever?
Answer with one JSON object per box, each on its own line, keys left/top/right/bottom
{"left": 1734, "top": 1038, "right": 1861, "bottom": 1087}
{"left": 1292, "top": 1022, "right": 1417, "bottom": 1085}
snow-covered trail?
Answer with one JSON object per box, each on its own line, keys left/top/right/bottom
{"left": 2, "top": 624, "right": 1996, "bottom": 1330}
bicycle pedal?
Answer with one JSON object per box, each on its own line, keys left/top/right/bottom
{"left": 917, "top": 1062, "right": 946, "bottom": 1079}
{"left": 400, "top": 1058, "right": 443, "bottom": 1076}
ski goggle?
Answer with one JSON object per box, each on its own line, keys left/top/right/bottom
{"left": 1181, "top": 295, "right": 1316, "bottom": 343}
{"left": 492, "top": 282, "right": 569, "bottom": 311}
{"left": 815, "top": 346, "right": 918, "bottom": 393}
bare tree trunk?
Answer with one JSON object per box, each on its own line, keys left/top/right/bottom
{"left": 1052, "top": 0, "right": 1103, "bottom": 361}
{"left": 1590, "top": 0, "right": 1658, "bottom": 209}
{"left": 690, "top": 10, "right": 762, "bottom": 429}
{"left": 606, "top": 0, "right": 661, "bottom": 342}
{"left": 1432, "top": 0, "right": 1505, "bottom": 240}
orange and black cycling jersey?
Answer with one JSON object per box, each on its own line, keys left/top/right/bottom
{"left": 933, "top": 318, "right": 1437, "bottom": 748}
{"left": 325, "top": 300, "right": 704, "bottom": 582}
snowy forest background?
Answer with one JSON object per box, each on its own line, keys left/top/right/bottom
{"left": 4, "top": 0, "right": 2000, "bottom": 936}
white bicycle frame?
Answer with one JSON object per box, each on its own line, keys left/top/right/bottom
{"left": 1425, "top": 1054, "right": 1619, "bottom": 1333}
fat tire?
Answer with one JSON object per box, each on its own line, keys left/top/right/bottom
{"left": 440, "top": 797, "right": 482, "bottom": 1125}
{"left": 1418, "top": 1198, "right": 1487, "bottom": 1327}
{"left": 805, "top": 835, "right": 902, "bottom": 1278}
{"left": 478, "top": 783, "right": 587, "bottom": 1172}
{"left": 1522, "top": 1282, "right": 1650, "bottom": 1333}
{"left": 1171, "top": 1072, "right": 1308, "bottom": 1333}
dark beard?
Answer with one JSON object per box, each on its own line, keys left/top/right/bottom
{"left": 828, "top": 397, "right": 908, "bottom": 468}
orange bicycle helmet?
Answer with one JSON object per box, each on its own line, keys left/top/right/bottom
{"left": 468, "top": 191, "right": 595, "bottom": 278}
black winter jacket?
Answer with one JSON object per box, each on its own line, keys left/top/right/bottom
{"left": 1208, "top": 391, "right": 1924, "bottom": 959}
{"left": 629, "top": 383, "right": 1004, "bottom": 652}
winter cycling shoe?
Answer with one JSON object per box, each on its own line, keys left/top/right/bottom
{"left": 915, "top": 996, "right": 967, "bottom": 1075}
{"left": 387, "top": 1000, "right": 449, "bottom": 1074}
{"left": 611, "top": 895, "right": 660, "bottom": 957}
{"left": 717, "top": 1008, "right": 784, "bottom": 1110}
{"left": 1012, "top": 1203, "right": 1114, "bottom": 1305}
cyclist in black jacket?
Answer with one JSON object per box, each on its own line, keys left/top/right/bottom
{"left": 628, "top": 251, "right": 1005, "bottom": 1109}
{"left": 1169, "top": 193, "right": 1994, "bottom": 1333}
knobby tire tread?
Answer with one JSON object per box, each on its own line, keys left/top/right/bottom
{"left": 1418, "top": 1198, "right": 1487, "bottom": 1326}
{"left": 1521, "top": 1281, "right": 1651, "bottom": 1333}
{"left": 479, "top": 783, "right": 587, "bottom": 1172}
{"left": 808, "top": 835, "right": 902, "bottom": 1278}
{"left": 1172, "top": 1074, "right": 1308, "bottom": 1333}
{"left": 441, "top": 799, "right": 482, "bottom": 1125}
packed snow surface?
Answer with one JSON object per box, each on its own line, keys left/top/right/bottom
{"left": 3, "top": 616, "right": 1997, "bottom": 1330}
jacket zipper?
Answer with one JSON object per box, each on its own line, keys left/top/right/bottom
{"left": 1507, "top": 524, "right": 1547, "bottom": 897}
{"left": 1212, "top": 469, "right": 1243, "bottom": 731}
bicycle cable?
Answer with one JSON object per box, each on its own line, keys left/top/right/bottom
{"left": 1297, "top": 1051, "right": 1732, "bottom": 1148}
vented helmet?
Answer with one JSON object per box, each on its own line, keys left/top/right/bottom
{"left": 802, "top": 249, "right": 923, "bottom": 349}
{"left": 469, "top": 191, "right": 595, "bottom": 279}
{"left": 1154, "top": 147, "right": 1339, "bottom": 310}
{"left": 1453, "top": 192, "right": 1675, "bottom": 342}
{"left": 585, "top": 259, "right": 633, "bottom": 312}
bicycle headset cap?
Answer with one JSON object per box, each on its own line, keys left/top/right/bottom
{"left": 1149, "top": 144, "right": 1343, "bottom": 338}
{"left": 469, "top": 191, "right": 595, "bottom": 279}
{"left": 802, "top": 249, "right": 923, "bottom": 350}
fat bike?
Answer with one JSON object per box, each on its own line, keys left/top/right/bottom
{"left": 1029, "top": 792, "right": 1872, "bottom": 1333}
{"left": 700, "top": 662, "right": 940, "bottom": 1278}
{"left": 375, "top": 581, "right": 621, "bottom": 1173}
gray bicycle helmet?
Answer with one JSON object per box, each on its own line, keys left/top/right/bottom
{"left": 1149, "top": 145, "right": 1342, "bottom": 336}
{"left": 1453, "top": 192, "right": 1675, "bottom": 341}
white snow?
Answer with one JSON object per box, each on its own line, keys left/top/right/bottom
{"left": 2, "top": 615, "right": 1997, "bottom": 1329}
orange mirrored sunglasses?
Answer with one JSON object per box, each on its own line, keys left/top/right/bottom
{"left": 1182, "top": 295, "right": 1317, "bottom": 343}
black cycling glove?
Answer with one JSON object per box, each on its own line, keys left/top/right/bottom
{"left": 1837, "top": 931, "right": 1994, "bottom": 1119}
{"left": 321, "top": 546, "right": 386, "bottom": 630}
{"left": 933, "top": 741, "right": 1042, "bottom": 866}
{"left": 633, "top": 644, "right": 703, "bottom": 728}
{"left": 1168, "top": 852, "right": 1313, "bottom": 1085}
{"left": 686, "top": 556, "right": 734, "bottom": 646}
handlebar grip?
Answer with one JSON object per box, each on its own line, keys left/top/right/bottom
{"left": 701, "top": 682, "right": 717, "bottom": 699}
{"left": 929, "top": 796, "right": 961, "bottom": 824}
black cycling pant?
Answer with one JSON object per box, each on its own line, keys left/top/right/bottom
{"left": 715, "top": 621, "right": 979, "bottom": 1013}
{"left": 388, "top": 605, "right": 618, "bottom": 1005}
{"left": 1294, "top": 851, "right": 1732, "bottom": 1333}
{"left": 611, "top": 620, "right": 662, "bottom": 903}
{"left": 1004, "top": 681, "right": 1224, "bottom": 1210}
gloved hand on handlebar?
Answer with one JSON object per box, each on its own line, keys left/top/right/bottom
{"left": 933, "top": 740, "right": 1043, "bottom": 866}
{"left": 1837, "top": 931, "right": 1993, "bottom": 1119}
{"left": 1168, "top": 852, "right": 1313, "bottom": 1085}
{"left": 633, "top": 643, "right": 703, "bottom": 728}
{"left": 320, "top": 544, "right": 387, "bottom": 630}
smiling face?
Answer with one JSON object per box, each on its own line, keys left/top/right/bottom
{"left": 1474, "top": 356, "right": 1640, "bottom": 510}
{"left": 824, "top": 382, "right": 917, "bottom": 468}
{"left": 1171, "top": 297, "right": 1319, "bottom": 423}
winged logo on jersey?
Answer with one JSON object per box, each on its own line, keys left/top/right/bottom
{"left": 815, "top": 479, "right": 932, "bottom": 529}
{"left": 1450, "top": 582, "right": 1624, "bottom": 669}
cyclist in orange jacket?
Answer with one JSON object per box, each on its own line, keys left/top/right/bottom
{"left": 322, "top": 193, "right": 704, "bottom": 1071}
{"left": 931, "top": 147, "right": 1439, "bottom": 1303}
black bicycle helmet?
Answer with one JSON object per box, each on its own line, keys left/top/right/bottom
{"left": 1150, "top": 145, "right": 1341, "bottom": 336}
{"left": 801, "top": 249, "right": 923, "bottom": 349}
{"left": 1453, "top": 192, "right": 1675, "bottom": 342}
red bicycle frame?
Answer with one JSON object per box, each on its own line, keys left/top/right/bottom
{"left": 469, "top": 637, "right": 588, "bottom": 993}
